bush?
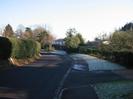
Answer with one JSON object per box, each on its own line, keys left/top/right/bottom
{"left": 0, "top": 37, "right": 12, "bottom": 60}
{"left": 66, "top": 48, "right": 78, "bottom": 54}
{"left": 43, "top": 44, "right": 55, "bottom": 52}
{"left": 79, "top": 46, "right": 133, "bottom": 68}
{"left": 9, "top": 37, "right": 41, "bottom": 59}
{"left": 95, "top": 50, "right": 133, "bottom": 68}
{"left": 112, "top": 51, "right": 133, "bottom": 68}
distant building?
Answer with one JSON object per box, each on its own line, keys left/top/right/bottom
{"left": 52, "top": 39, "right": 66, "bottom": 50}
{"left": 52, "top": 39, "right": 65, "bottom": 46}
{"left": 86, "top": 38, "right": 102, "bottom": 48}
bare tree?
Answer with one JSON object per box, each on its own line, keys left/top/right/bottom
{"left": 33, "top": 26, "right": 55, "bottom": 48}
{"left": 23, "top": 27, "right": 33, "bottom": 39}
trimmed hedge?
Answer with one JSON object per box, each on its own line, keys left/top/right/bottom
{"left": 66, "top": 48, "right": 79, "bottom": 54}
{"left": 111, "top": 51, "right": 133, "bottom": 68}
{"left": 101, "top": 51, "right": 133, "bottom": 68}
{"left": 9, "top": 37, "right": 41, "bottom": 59}
{"left": 79, "top": 46, "right": 100, "bottom": 55}
{"left": 79, "top": 46, "right": 133, "bottom": 68}
{"left": 0, "top": 37, "right": 12, "bottom": 60}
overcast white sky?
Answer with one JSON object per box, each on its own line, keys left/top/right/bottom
{"left": 0, "top": 0, "right": 133, "bottom": 41}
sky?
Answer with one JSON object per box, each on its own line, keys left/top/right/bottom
{"left": 0, "top": 0, "right": 133, "bottom": 41}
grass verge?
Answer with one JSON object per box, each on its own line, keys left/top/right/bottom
{"left": 92, "top": 80, "right": 133, "bottom": 99}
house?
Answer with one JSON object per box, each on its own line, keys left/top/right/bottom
{"left": 52, "top": 39, "right": 65, "bottom": 46}
{"left": 86, "top": 38, "right": 102, "bottom": 49}
{"left": 52, "top": 39, "right": 66, "bottom": 50}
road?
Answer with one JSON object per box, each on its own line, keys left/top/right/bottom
{"left": 0, "top": 52, "right": 133, "bottom": 99}
{"left": 0, "top": 51, "right": 73, "bottom": 99}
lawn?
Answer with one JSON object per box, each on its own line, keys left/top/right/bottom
{"left": 92, "top": 80, "right": 133, "bottom": 99}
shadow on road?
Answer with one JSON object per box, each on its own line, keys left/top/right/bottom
{"left": 0, "top": 52, "right": 73, "bottom": 99}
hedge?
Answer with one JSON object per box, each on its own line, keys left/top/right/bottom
{"left": 79, "top": 46, "right": 133, "bottom": 68}
{"left": 0, "top": 37, "right": 12, "bottom": 60}
{"left": 110, "top": 51, "right": 133, "bottom": 68}
{"left": 9, "top": 37, "right": 41, "bottom": 59}
{"left": 79, "top": 46, "right": 100, "bottom": 55}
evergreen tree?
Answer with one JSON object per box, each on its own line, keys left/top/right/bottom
{"left": 3, "top": 24, "right": 14, "bottom": 37}
{"left": 121, "top": 22, "right": 133, "bottom": 31}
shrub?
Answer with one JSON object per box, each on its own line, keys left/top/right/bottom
{"left": 79, "top": 46, "right": 133, "bottom": 68}
{"left": 78, "top": 46, "right": 88, "bottom": 54}
{"left": 9, "top": 37, "right": 41, "bottom": 59}
{"left": 0, "top": 37, "right": 12, "bottom": 60}
{"left": 97, "top": 50, "right": 133, "bottom": 68}
{"left": 66, "top": 47, "right": 79, "bottom": 54}
{"left": 43, "top": 44, "right": 55, "bottom": 52}
{"left": 112, "top": 51, "right": 133, "bottom": 68}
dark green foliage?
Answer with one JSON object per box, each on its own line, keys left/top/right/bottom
{"left": 121, "top": 22, "right": 133, "bottom": 31}
{"left": 9, "top": 37, "right": 41, "bottom": 59}
{"left": 43, "top": 44, "right": 54, "bottom": 52}
{"left": 66, "top": 48, "right": 79, "bottom": 54}
{"left": 79, "top": 46, "right": 88, "bottom": 54}
{"left": 66, "top": 28, "right": 77, "bottom": 37}
{"left": 0, "top": 37, "right": 12, "bottom": 60}
{"left": 91, "top": 49, "right": 133, "bottom": 68}
{"left": 79, "top": 46, "right": 100, "bottom": 55}
{"left": 111, "top": 51, "right": 133, "bottom": 68}
{"left": 79, "top": 45, "right": 133, "bottom": 68}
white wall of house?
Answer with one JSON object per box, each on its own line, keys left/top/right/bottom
{"left": 52, "top": 39, "right": 65, "bottom": 46}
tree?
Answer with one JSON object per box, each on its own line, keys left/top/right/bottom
{"left": 100, "top": 29, "right": 133, "bottom": 52}
{"left": 98, "top": 22, "right": 133, "bottom": 52}
{"left": 65, "top": 28, "right": 83, "bottom": 49}
{"left": 40, "top": 31, "right": 54, "bottom": 49}
{"left": 75, "top": 33, "right": 85, "bottom": 45}
{"left": 65, "top": 36, "right": 80, "bottom": 48}
{"left": 121, "top": 22, "right": 133, "bottom": 31}
{"left": 66, "top": 28, "right": 77, "bottom": 37}
{"left": 33, "top": 26, "right": 46, "bottom": 41}
{"left": 38, "top": 30, "right": 48, "bottom": 47}
{"left": 109, "top": 31, "right": 133, "bottom": 51}
{"left": 33, "top": 26, "right": 54, "bottom": 48}
{"left": 23, "top": 27, "right": 33, "bottom": 39}
{"left": 3, "top": 24, "right": 14, "bottom": 37}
